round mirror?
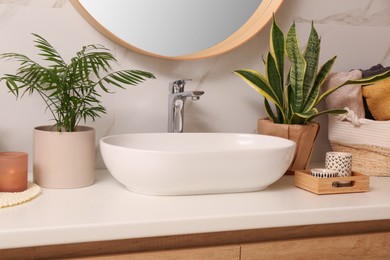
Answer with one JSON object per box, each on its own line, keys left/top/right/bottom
{"left": 71, "top": 0, "right": 284, "bottom": 60}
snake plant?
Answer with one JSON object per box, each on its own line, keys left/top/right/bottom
{"left": 235, "top": 17, "right": 390, "bottom": 124}
{"left": 0, "top": 33, "right": 155, "bottom": 132}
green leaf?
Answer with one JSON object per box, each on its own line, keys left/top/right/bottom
{"left": 305, "top": 108, "right": 347, "bottom": 123}
{"left": 302, "top": 22, "right": 320, "bottom": 109}
{"left": 32, "top": 33, "right": 66, "bottom": 67}
{"left": 285, "top": 83, "right": 294, "bottom": 123}
{"left": 266, "top": 53, "right": 283, "bottom": 107}
{"left": 4, "top": 77, "right": 20, "bottom": 96}
{"left": 99, "top": 69, "right": 155, "bottom": 92}
{"left": 304, "top": 56, "right": 336, "bottom": 111}
{"left": 234, "top": 69, "right": 283, "bottom": 112}
{"left": 286, "top": 22, "right": 306, "bottom": 112}
{"left": 270, "top": 15, "right": 284, "bottom": 87}
{"left": 264, "top": 98, "right": 278, "bottom": 123}
{"left": 290, "top": 108, "right": 320, "bottom": 124}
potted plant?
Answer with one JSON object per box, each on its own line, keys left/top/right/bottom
{"left": 234, "top": 17, "right": 390, "bottom": 173}
{"left": 0, "top": 33, "right": 155, "bottom": 188}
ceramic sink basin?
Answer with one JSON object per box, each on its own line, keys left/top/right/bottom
{"left": 100, "top": 133, "right": 296, "bottom": 195}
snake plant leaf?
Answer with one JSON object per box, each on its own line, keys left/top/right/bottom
{"left": 305, "top": 108, "right": 347, "bottom": 123}
{"left": 264, "top": 98, "right": 278, "bottom": 123}
{"left": 303, "top": 56, "right": 336, "bottom": 111}
{"left": 290, "top": 108, "right": 317, "bottom": 124}
{"left": 316, "top": 69, "right": 390, "bottom": 106}
{"left": 266, "top": 52, "right": 283, "bottom": 107}
{"left": 276, "top": 105, "right": 285, "bottom": 124}
{"left": 234, "top": 69, "right": 282, "bottom": 111}
{"left": 286, "top": 82, "right": 294, "bottom": 122}
{"left": 286, "top": 22, "right": 306, "bottom": 112}
{"left": 302, "top": 22, "right": 320, "bottom": 109}
{"left": 270, "top": 16, "right": 284, "bottom": 87}
{"left": 292, "top": 107, "right": 347, "bottom": 124}
{"left": 290, "top": 114, "right": 308, "bottom": 125}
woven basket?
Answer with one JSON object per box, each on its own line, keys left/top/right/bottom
{"left": 328, "top": 109, "right": 390, "bottom": 176}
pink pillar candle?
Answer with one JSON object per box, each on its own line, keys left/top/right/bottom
{"left": 0, "top": 152, "right": 28, "bottom": 192}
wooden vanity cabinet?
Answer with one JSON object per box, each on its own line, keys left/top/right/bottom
{"left": 73, "top": 232, "right": 390, "bottom": 260}
{"left": 2, "top": 220, "right": 389, "bottom": 260}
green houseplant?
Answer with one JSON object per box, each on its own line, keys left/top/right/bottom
{"left": 0, "top": 34, "right": 155, "bottom": 188}
{"left": 234, "top": 17, "right": 390, "bottom": 173}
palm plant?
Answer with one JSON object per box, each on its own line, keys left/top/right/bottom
{"left": 0, "top": 33, "right": 155, "bottom": 132}
{"left": 235, "top": 17, "right": 390, "bottom": 125}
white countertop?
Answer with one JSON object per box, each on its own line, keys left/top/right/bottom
{"left": 1, "top": 170, "right": 390, "bottom": 249}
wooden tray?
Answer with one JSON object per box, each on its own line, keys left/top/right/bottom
{"left": 294, "top": 170, "right": 370, "bottom": 195}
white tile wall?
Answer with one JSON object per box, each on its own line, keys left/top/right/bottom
{"left": 0, "top": 0, "right": 389, "bottom": 169}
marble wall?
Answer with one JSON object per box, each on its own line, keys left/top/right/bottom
{"left": 0, "top": 0, "right": 389, "bottom": 169}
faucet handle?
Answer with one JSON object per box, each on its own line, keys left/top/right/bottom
{"left": 169, "top": 79, "right": 192, "bottom": 93}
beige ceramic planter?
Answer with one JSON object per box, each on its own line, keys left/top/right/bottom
{"left": 257, "top": 118, "right": 320, "bottom": 174}
{"left": 33, "top": 126, "right": 95, "bottom": 188}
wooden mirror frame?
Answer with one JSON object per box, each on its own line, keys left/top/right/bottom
{"left": 70, "top": 0, "right": 284, "bottom": 60}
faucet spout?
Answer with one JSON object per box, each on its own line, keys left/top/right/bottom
{"left": 168, "top": 80, "right": 204, "bottom": 133}
{"left": 190, "top": 91, "right": 205, "bottom": 100}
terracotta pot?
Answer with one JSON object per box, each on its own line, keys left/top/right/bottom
{"left": 33, "top": 126, "right": 95, "bottom": 188}
{"left": 257, "top": 119, "right": 320, "bottom": 174}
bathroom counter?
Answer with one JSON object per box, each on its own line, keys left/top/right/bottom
{"left": 1, "top": 170, "right": 390, "bottom": 258}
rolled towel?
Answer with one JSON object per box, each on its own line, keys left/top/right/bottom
{"left": 321, "top": 70, "right": 365, "bottom": 118}
{"left": 361, "top": 64, "right": 390, "bottom": 78}
{"left": 362, "top": 77, "right": 390, "bottom": 121}
{"left": 361, "top": 64, "right": 390, "bottom": 119}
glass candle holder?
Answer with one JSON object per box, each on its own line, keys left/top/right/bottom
{"left": 0, "top": 152, "right": 28, "bottom": 192}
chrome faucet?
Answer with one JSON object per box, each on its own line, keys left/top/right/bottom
{"left": 168, "top": 79, "right": 204, "bottom": 133}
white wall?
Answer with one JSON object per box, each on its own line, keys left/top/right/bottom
{"left": 0, "top": 0, "right": 389, "bottom": 169}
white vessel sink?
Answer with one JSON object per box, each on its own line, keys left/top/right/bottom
{"left": 100, "top": 133, "right": 296, "bottom": 195}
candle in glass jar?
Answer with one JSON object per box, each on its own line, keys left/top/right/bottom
{"left": 0, "top": 152, "right": 28, "bottom": 192}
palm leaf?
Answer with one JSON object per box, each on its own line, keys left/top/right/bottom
{"left": 32, "top": 33, "right": 66, "bottom": 67}
{"left": 99, "top": 69, "right": 155, "bottom": 92}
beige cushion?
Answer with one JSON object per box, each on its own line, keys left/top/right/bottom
{"left": 362, "top": 77, "right": 390, "bottom": 121}
{"left": 322, "top": 70, "right": 364, "bottom": 118}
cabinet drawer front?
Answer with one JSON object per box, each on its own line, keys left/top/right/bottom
{"left": 72, "top": 245, "right": 240, "bottom": 260}
{"left": 241, "top": 232, "right": 390, "bottom": 259}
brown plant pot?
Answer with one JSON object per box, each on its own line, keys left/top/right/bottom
{"left": 257, "top": 118, "right": 320, "bottom": 174}
{"left": 33, "top": 125, "right": 95, "bottom": 188}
